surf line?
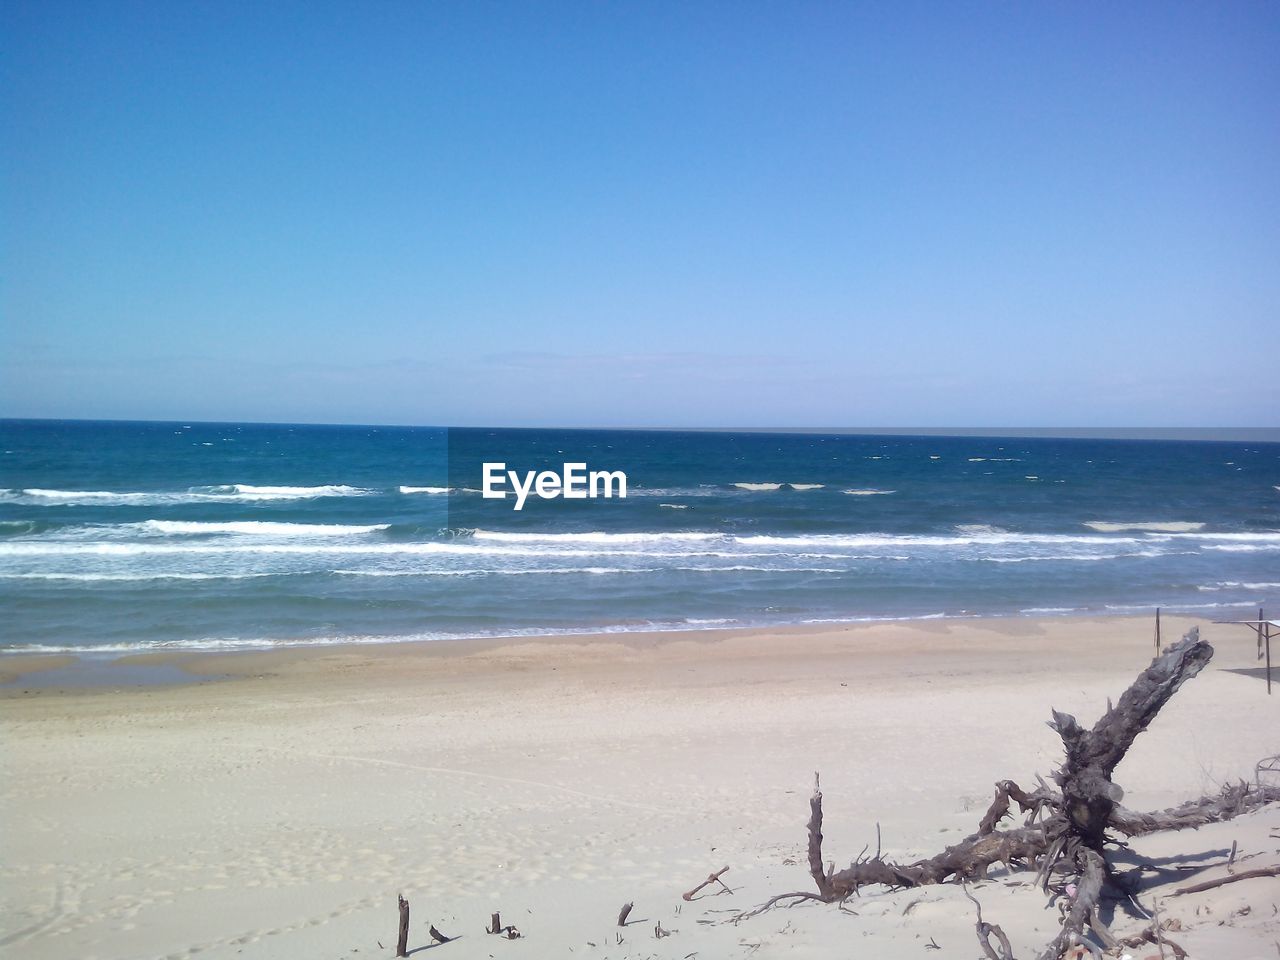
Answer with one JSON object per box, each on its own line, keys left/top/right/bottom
{"left": 482, "top": 462, "right": 627, "bottom": 511}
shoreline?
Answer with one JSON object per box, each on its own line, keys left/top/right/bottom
{"left": 0, "top": 608, "right": 1220, "bottom": 693}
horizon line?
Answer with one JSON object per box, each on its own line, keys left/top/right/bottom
{"left": 2, "top": 417, "right": 1278, "bottom": 443}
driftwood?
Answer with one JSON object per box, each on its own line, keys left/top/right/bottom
{"left": 616, "top": 901, "right": 633, "bottom": 926}
{"left": 395, "top": 895, "right": 410, "bottom": 958}
{"left": 964, "top": 884, "right": 1015, "bottom": 960}
{"left": 485, "top": 910, "right": 522, "bottom": 939}
{"left": 749, "top": 628, "right": 1280, "bottom": 959}
{"left": 1114, "top": 923, "right": 1188, "bottom": 960}
{"left": 428, "top": 924, "right": 452, "bottom": 944}
{"left": 1171, "top": 865, "right": 1280, "bottom": 896}
{"left": 682, "top": 866, "right": 732, "bottom": 900}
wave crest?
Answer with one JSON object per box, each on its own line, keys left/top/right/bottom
{"left": 1084, "top": 521, "right": 1206, "bottom": 533}
{"left": 0, "top": 484, "right": 375, "bottom": 506}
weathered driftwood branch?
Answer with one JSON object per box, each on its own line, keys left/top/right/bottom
{"left": 395, "top": 895, "right": 410, "bottom": 958}
{"left": 1171, "top": 865, "right": 1280, "bottom": 896}
{"left": 1114, "top": 924, "right": 1188, "bottom": 960}
{"left": 1110, "top": 780, "right": 1280, "bottom": 835}
{"left": 750, "top": 628, "right": 1279, "bottom": 959}
{"left": 807, "top": 773, "right": 832, "bottom": 897}
{"left": 616, "top": 901, "right": 633, "bottom": 926}
{"left": 682, "top": 865, "right": 732, "bottom": 900}
{"left": 1049, "top": 628, "right": 1212, "bottom": 854}
{"left": 964, "top": 884, "right": 1015, "bottom": 960}
{"left": 1036, "top": 628, "right": 1213, "bottom": 960}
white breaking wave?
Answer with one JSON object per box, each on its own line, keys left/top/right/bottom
{"left": 0, "top": 542, "right": 767, "bottom": 560}
{"left": 2, "top": 572, "right": 278, "bottom": 582}
{"left": 333, "top": 564, "right": 842, "bottom": 578}
{"left": 659, "top": 503, "right": 689, "bottom": 509}
{"left": 843, "top": 489, "right": 896, "bottom": 496}
{"left": 984, "top": 554, "right": 1119, "bottom": 563}
{"left": 2, "top": 488, "right": 160, "bottom": 505}
{"left": 1084, "top": 521, "right": 1206, "bottom": 533}
{"left": 625, "top": 486, "right": 720, "bottom": 498}
{"left": 1105, "top": 600, "right": 1262, "bottom": 612}
{"left": 800, "top": 612, "right": 951, "bottom": 624}
{"left": 398, "top": 486, "right": 452, "bottom": 494}
{"left": 136, "top": 520, "right": 389, "bottom": 536}
{"left": 1162, "top": 531, "right": 1280, "bottom": 541}
{"left": 335, "top": 566, "right": 650, "bottom": 577}
{"left": 19, "top": 488, "right": 134, "bottom": 500}
{"left": 0, "top": 618, "right": 765, "bottom": 655}
{"left": 471, "top": 530, "right": 719, "bottom": 544}
{"left": 203, "top": 484, "right": 373, "bottom": 499}
{"left": 954, "top": 524, "right": 1009, "bottom": 536}
{"left": 4, "top": 527, "right": 1272, "bottom": 575}
{"left": 735, "top": 531, "right": 1140, "bottom": 548}
{"left": 1197, "top": 581, "right": 1280, "bottom": 591}
{"left": 733, "top": 482, "right": 826, "bottom": 491}
{"left": 0, "top": 484, "right": 375, "bottom": 506}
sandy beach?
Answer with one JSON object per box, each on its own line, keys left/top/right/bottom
{"left": 3, "top": 615, "right": 1278, "bottom": 959}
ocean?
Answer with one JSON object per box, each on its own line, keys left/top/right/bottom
{"left": 1, "top": 420, "right": 1278, "bottom": 655}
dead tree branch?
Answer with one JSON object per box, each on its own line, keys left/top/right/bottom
{"left": 683, "top": 866, "right": 732, "bottom": 900}
{"left": 1171, "top": 865, "right": 1280, "bottom": 896}
{"left": 750, "top": 628, "right": 1279, "bottom": 958}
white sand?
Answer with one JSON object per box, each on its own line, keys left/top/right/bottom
{"left": 2, "top": 615, "right": 1278, "bottom": 959}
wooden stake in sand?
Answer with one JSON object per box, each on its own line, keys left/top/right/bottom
{"left": 486, "top": 910, "right": 522, "bottom": 939}
{"left": 395, "top": 895, "right": 410, "bottom": 958}
{"left": 617, "top": 902, "right": 634, "bottom": 926}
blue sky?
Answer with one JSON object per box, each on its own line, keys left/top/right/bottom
{"left": 2, "top": 1, "right": 1277, "bottom": 427}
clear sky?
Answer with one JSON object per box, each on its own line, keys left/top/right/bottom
{"left": 2, "top": 1, "right": 1277, "bottom": 427}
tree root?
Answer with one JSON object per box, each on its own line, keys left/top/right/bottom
{"left": 749, "top": 628, "right": 1279, "bottom": 959}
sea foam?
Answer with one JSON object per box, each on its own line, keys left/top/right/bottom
{"left": 1084, "top": 521, "right": 1206, "bottom": 533}
{"left": 0, "top": 484, "right": 375, "bottom": 506}
{"left": 137, "top": 520, "right": 389, "bottom": 536}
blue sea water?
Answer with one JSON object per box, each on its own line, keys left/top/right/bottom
{"left": 1, "top": 420, "right": 1278, "bottom": 654}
